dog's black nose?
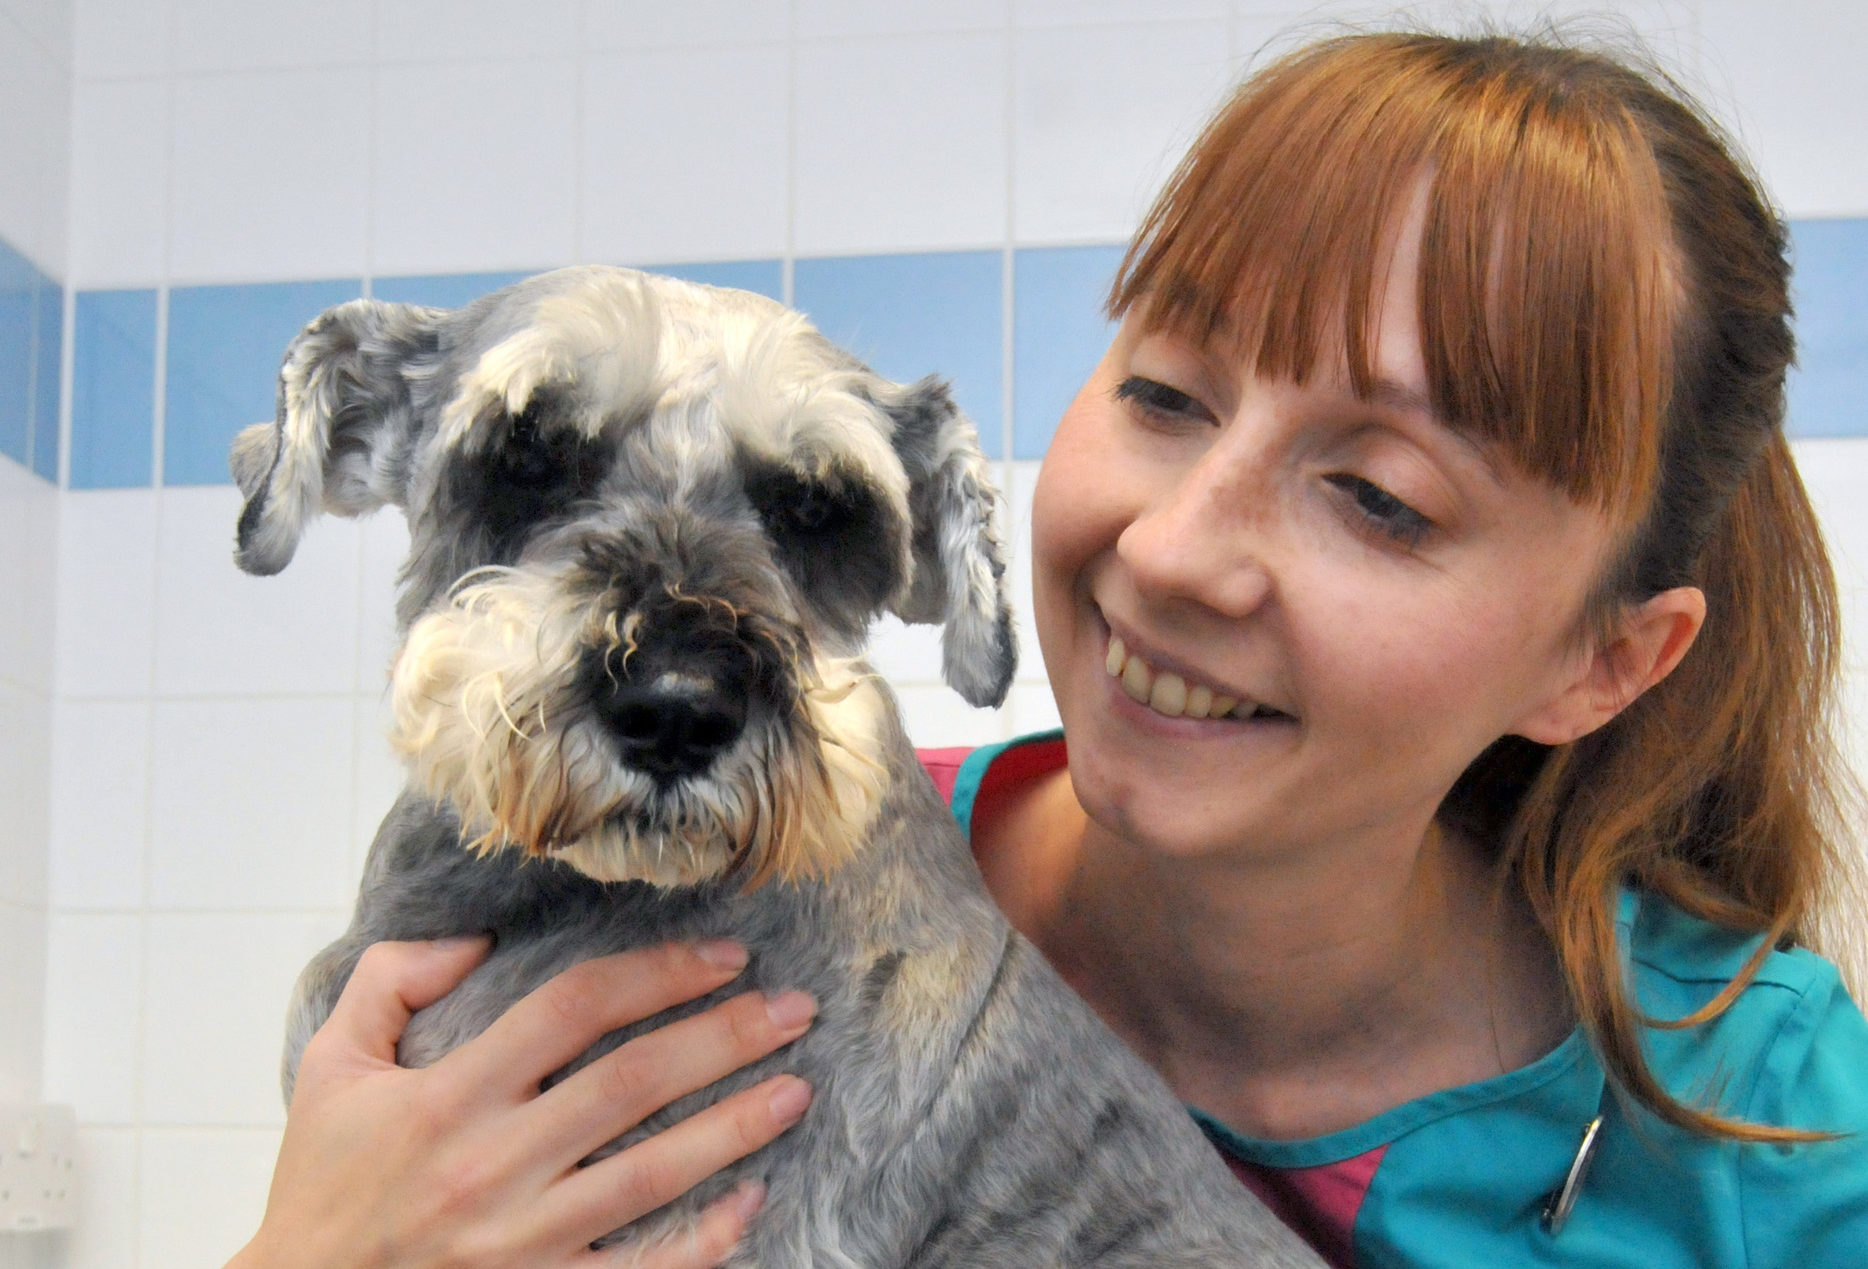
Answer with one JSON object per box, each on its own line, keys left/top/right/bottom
{"left": 597, "top": 675, "right": 748, "bottom": 781}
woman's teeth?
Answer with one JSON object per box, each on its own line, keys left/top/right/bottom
{"left": 1104, "top": 634, "right": 1275, "bottom": 721}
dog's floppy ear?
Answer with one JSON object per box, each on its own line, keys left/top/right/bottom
{"left": 233, "top": 298, "right": 443, "bottom": 576}
{"left": 881, "top": 376, "right": 1016, "bottom": 708}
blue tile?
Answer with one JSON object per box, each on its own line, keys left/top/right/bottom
{"left": 370, "top": 270, "right": 534, "bottom": 309}
{"left": 32, "top": 274, "right": 62, "bottom": 482}
{"left": 637, "top": 259, "right": 784, "bottom": 302}
{"left": 0, "top": 237, "right": 32, "bottom": 468}
{"left": 1788, "top": 218, "right": 1868, "bottom": 440}
{"left": 1012, "top": 245, "right": 1124, "bottom": 460}
{"left": 792, "top": 251, "right": 1003, "bottom": 455}
{"left": 71, "top": 290, "right": 158, "bottom": 490}
{"left": 164, "top": 279, "right": 362, "bottom": 487}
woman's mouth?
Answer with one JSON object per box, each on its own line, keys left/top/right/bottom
{"left": 1103, "top": 633, "right": 1292, "bottom": 723}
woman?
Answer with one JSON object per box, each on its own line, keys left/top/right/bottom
{"left": 231, "top": 30, "right": 1868, "bottom": 1268}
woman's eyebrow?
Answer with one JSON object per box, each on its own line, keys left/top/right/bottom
{"left": 1364, "top": 377, "right": 1503, "bottom": 479}
{"left": 1364, "top": 377, "right": 1441, "bottom": 422}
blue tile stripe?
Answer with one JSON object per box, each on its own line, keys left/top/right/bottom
{"left": 164, "top": 279, "right": 363, "bottom": 487}
{"left": 1788, "top": 219, "right": 1868, "bottom": 440}
{"left": 794, "top": 250, "right": 1004, "bottom": 456}
{"left": 0, "top": 234, "right": 60, "bottom": 482}
{"left": 1013, "top": 244, "right": 1125, "bottom": 460}
{"left": 48, "top": 220, "right": 1868, "bottom": 489}
{"left": 71, "top": 289, "right": 157, "bottom": 490}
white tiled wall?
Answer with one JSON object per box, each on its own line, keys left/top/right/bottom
{"left": 25, "top": 3, "right": 1868, "bottom": 1267}
{"left": 0, "top": 0, "right": 64, "bottom": 1264}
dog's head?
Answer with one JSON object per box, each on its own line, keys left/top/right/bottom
{"left": 232, "top": 266, "right": 1015, "bottom": 886}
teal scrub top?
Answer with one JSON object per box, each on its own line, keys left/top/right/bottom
{"left": 942, "top": 731, "right": 1868, "bottom": 1267}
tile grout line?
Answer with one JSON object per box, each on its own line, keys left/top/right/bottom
{"left": 571, "top": 1, "right": 587, "bottom": 266}
{"left": 782, "top": 0, "right": 798, "bottom": 309}
{"left": 1001, "top": 4, "right": 1018, "bottom": 742}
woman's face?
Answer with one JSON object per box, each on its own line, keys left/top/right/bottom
{"left": 1031, "top": 226, "right": 1623, "bottom": 868}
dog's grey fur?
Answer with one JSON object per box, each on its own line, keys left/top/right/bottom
{"left": 235, "top": 266, "right": 1322, "bottom": 1267}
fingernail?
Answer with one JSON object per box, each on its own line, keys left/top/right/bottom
{"left": 693, "top": 939, "right": 748, "bottom": 971}
{"left": 765, "top": 990, "right": 816, "bottom": 1031}
{"left": 431, "top": 933, "right": 491, "bottom": 953}
{"left": 731, "top": 1178, "right": 766, "bottom": 1223}
{"left": 768, "top": 1076, "right": 813, "bottom": 1125}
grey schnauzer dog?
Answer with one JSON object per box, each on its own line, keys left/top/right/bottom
{"left": 231, "top": 266, "right": 1321, "bottom": 1267}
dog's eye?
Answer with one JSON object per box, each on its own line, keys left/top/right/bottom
{"left": 788, "top": 489, "right": 837, "bottom": 532}
{"left": 499, "top": 404, "right": 559, "bottom": 487}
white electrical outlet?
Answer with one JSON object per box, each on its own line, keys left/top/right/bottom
{"left": 0, "top": 1105, "right": 77, "bottom": 1232}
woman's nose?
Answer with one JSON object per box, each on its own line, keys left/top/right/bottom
{"left": 1116, "top": 449, "right": 1275, "bottom": 618}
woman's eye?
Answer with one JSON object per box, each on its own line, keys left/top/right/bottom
{"left": 1114, "top": 376, "right": 1203, "bottom": 421}
{"left": 1324, "top": 473, "right": 1434, "bottom": 547}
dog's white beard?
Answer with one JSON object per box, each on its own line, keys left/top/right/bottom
{"left": 389, "top": 566, "right": 890, "bottom": 887}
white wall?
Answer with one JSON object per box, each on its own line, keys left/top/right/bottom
{"left": 0, "top": 6, "right": 67, "bottom": 1269}
{"left": 25, "top": 2, "right": 1868, "bottom": 1266}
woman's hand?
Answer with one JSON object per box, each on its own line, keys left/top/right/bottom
{"left": 227, "top": 935, "right": 817, "bottom": 1268}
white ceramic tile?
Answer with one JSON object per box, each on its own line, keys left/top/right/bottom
{"left": 797, "top": 0, "right": 1008, "bottom": 39}
{"left": 139, "top": 1128, "right": 282, "bottom": 1266}
{"left": 1795, "top": 438, "right": 1868, "bottom": 673}
{"left": 48, "top": 699, "right": 149, "bottom": 911}
{"left": 68, "top": 77, "right": 170, "bottom": 289}
{"left": 55, "top": 488, "right": 159, "bottom": 699}
{"left": 61, "top": 1128, "right": 137, "bottom": 1269}
{"left": 866, "top": 613, "right": 949, "bottom": 687}
{"left": 0, "top": 449, "right": 57, "bottom": 692}
{"left": 172, "top": 0, "right": 372, "bottom": 72}
{"left": 1018, "top": 0, "right": 1225, "bottom": 24}
{"left": 63, "top": 1128, "right": 137, "bottom": 1269}
{"left": 1008, "top": 679, "right": 1060, "bottom": 734}
{"left": 579, "top": 45, "right": 789, "bottom": 266}
{"left": 375, "top": 0, "right": 577, "bottom": 62}
{"left": 580, "top": 0, "right": 790, "bottom": 50}
{"left": 0, "top": 0, "right": 73, "bottom": 64}
{"left": 0, "top": 901, "right": 47, "bottom": 1102}
{"left": 73, "top": 0, "right": 172, "bottom": 78}
{"left": 147, "top": 697, "right": 356, "bottom": 911}
{"left": 1007, "top": 460, "right": 1045, "bottom": 683}
{"left": 370, "top": 59, "right": 578, "bottom": 277}
{"left": 354, "top": 507, "right": 409, "bottom": 692}
{"left": 1486, "top": 0, "right": 1701, "bottom": 74}
{"left": 169, "top": 68, "right": 372, "bottom": 285}
{"left": 153, "top": 485, "right": 363, "bottom": 697}
{"left": 0, "top": 16, "right": 68, "bottom": 273}
{"left": 42, "top": 913, "right": 141, "bottom": 1123}
{"left": 140, "top": 912, "right": 345, "bottom": 1125}
{"left": 793, "top": 32, "right": 1009, "bottom": 255}
{"left": 350, "top": 693, "right": 403, "bottom": 892}
{"left": 1014, "top": 20, "right": 1234, "bottom": 244}
{"left": 893, "top": 683, "right": 1008, "bottom": 748}
{"left": 0, "top": 684, "right": 52, "bottom": 909}
{"left": 1698, "top": 0, "right": 1868, "bottom": 218}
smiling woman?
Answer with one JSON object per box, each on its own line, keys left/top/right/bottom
{"left": 974, "top": 28, "right": 1868, "bottom": 1267}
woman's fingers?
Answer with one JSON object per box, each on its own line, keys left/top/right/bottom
{"left": 316, "top": 936, "right": 494, "bottom": 1071}
{"left": 547, "top": 1074, "right": 811, "bottom": 1254}
{"left": 570, "top": 1179, "right": 765, "bottom": 1269}
{"left": 442, "top": 940, "right": 754, "bottom": 1101}
{"left": 530, "top": 988, "right": 817, "bottom": 1163}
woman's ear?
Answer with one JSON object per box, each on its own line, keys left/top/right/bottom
{"left": 1511, "top": 586, "right": 1706, "bottom": 746}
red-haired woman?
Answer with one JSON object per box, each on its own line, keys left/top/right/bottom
{"left": 234, "top": 30, "right": 1868, "bottom": 1269}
